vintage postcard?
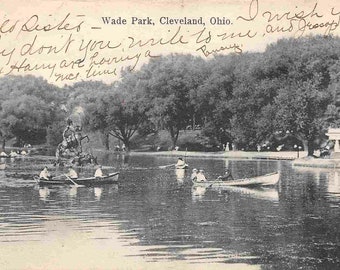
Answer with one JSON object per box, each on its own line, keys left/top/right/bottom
{"left": 1, "top": 0, "right": 340, "bottom": 269}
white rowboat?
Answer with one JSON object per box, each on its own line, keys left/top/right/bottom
{"left": 193, "top": 171, "right": 280, "bottom": 187}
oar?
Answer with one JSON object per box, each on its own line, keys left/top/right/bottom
{"left": 33, "top": 176, "right": 40, "bottom": 184}
{"left": 158, "top": 164, "right": 175, "bottom": 169}
{"left": 64, "top": 174, "right": 83, "bottom": 187}
{"left": 184, "top": 148, "right": 188, "bottom": 167}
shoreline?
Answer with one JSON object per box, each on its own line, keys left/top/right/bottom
{"left": 129, "top": 150, "right": 340, "bottom": 169}
{"left": 127, "top": 150, "right": 305, "bottom": 160}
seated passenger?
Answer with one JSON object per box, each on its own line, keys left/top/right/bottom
{"left": 191, "top": 168, "right": 198, "bottom": 181}
{"left": 94, "top": 165, "right": 105, "bottom": 178}
{"left": 218, "top": 169, "right": 234, "bottom": 181}
{"left": 39, "top": 166, "right": 52, "bottom": 180}
{"left": 67, "top": 167, "right": 78, "bottom": 179}
{"left": 10, "top": 150, "right": 18, "bottom": 157}
{"left": 196, "top": 169, "right": 207, "bottom": 182}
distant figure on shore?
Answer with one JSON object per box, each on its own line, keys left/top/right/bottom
{"left": 225, "top": 142, "right": 230, "bottom": 151}
{"left": 67, "top": 167, "right": 78, "bottom": 179}
{"left": 157, "top": 146, "right": 161, "bottom": 151}
{"left": 276, "top": 144, "right": 284, "bottom": 152}
{"left": 115, "top": 145, "right": 120, "bottom": 151}
{"left": 39, "top": 166, "right": 52, "bottom": 180}
{"left": 257, "top": 145, "right": 261, "bottom": 152}
{"left": 94, "top": 165, "right": 105, "bottom": 178}
{"left": 175, "top": 146, "right": 179, "bottom": 151}
{"left": 196, "top": 169, "right": 207, "bottom": 182}
{"left": 191, "top": 168, "right": 198, "bottom": 181}
{"left": 217, "top": 169, "right": 234, "bottom": 181}
{"left": 122, "top": 144, "right": 126, "bottom": 152}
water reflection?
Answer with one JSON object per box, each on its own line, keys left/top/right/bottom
{"left": 175, "top": 168, "right": 186, "bottom": 184}
{"left": 191, "top": 185, "right": 207, "bottom": 200}
{"left": 293, "top": 166, "right": 340, "bottom": 201}
{"left": 68, "top": 186, "right": 78, "bottom": 197}
{"left": 328, "top": 171, "right": 340, "bottom": 198}
{"left": 1, "top": 156, "right": 340, "bottom": 269}
{"left": 38, "top": 186, "right": 50, "bottom": 201}
{"left": 94, "top": 187, "right": 103, "bottom": 200}
{"left": 212, "top": 186, "right": 279, "bottom": 202}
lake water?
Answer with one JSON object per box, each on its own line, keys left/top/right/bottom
{"left": 0, "top": 154, "right": 340, "bottom": 270}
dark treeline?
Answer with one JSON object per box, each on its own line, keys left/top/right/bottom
{"left": 1, "top": 35, "right": 340, "bottom": 155}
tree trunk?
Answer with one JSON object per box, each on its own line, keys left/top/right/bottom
{"left": 2, "top": 139, "right": 5, "bottom": 150}
{"left": 168, "top": 126, "right": 179, "bottom": 149}
{"left": 171, "top": 136, "right": 177, "bottom": 149}
{"left": 307, "top": 140, "right": 315, "bottom": 156}
{"left": 302, "top": 139, "right": 315, "bottom": 156}
{"left": 102, "top": 132, "right": 110, "bottom": 150}
{"left": 122, "top": 137, "right": 130, "bottom": 151}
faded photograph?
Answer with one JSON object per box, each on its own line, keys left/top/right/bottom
{"left": 0, "top": 0, "right": 340, "bottom": 269}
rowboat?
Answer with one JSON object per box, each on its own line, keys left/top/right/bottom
{"left": 35, "top": 172, "right": 119, "bottom": 186}
{"left": 193, "top": 171, "right": 280, "bottom": 188}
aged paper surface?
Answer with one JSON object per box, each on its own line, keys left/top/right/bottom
{"left": 0, "top": 0, "right": 340, "bottom": 269}
{"left": 1, "top": 0, "right": 339, "bottom": 85}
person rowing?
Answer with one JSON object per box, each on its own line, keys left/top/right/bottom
{"left": 217, "top": 169, "right": 234, "bottom": 181}
{"left": 176, "top": 157, "right": 186, "bottom": 167}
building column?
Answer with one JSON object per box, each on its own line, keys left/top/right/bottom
{"left": 335, "top": 139, "right": 340, "bottom": 152}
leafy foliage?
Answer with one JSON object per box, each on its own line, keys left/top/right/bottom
{"left": 1, "top": 36, "right": 340, "bottom": 155}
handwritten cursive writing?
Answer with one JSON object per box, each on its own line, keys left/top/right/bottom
{"left": 196, "top": 43, "right": 243, "bottom": 57}
{"left": 0, "top": 3, "right": 339, "bottom": 84}
{"left": 237, "top": 0, "right": 258, "bottom": 21}
{"left": 20, "top": 13, "right": 84, "bottom": 34}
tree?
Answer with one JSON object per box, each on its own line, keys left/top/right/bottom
{"left": 229, "top": 53, "right": 281, "bottom": 149}
{"left": 140, "top": 54, "right": 207, "bottom": 148}
{"left": 0, "top": 75, "right": 66, "bottom": 148}
{"left": 85, "top": 75, "right": 148, "bottom": 150}
{"left": 274, "top": 79, "right": 332, "bottom": 155}
{"left": 230, "top": 36, "right": 340, "bottom": 153}
{"left": 0, "top": 95, "right": 53, "bottom": 146}
{"left": 266, "top": 36, "right": 339, "bottom": 155}
{"left": 194, "top": 54, "right": 237, "bottom": 146}
{"left": 65, "top": 81, "right": 111, "bottom": 125}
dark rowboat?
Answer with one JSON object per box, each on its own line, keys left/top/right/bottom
{"left": 193, "top": 171, "right": 280, "bottom": 188}
{"left": 35, "top": 172, "right": 119, "bottom": 186}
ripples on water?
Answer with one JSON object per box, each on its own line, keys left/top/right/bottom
{"left": 0, "top": 155, "right": 340, "bottom": 269}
